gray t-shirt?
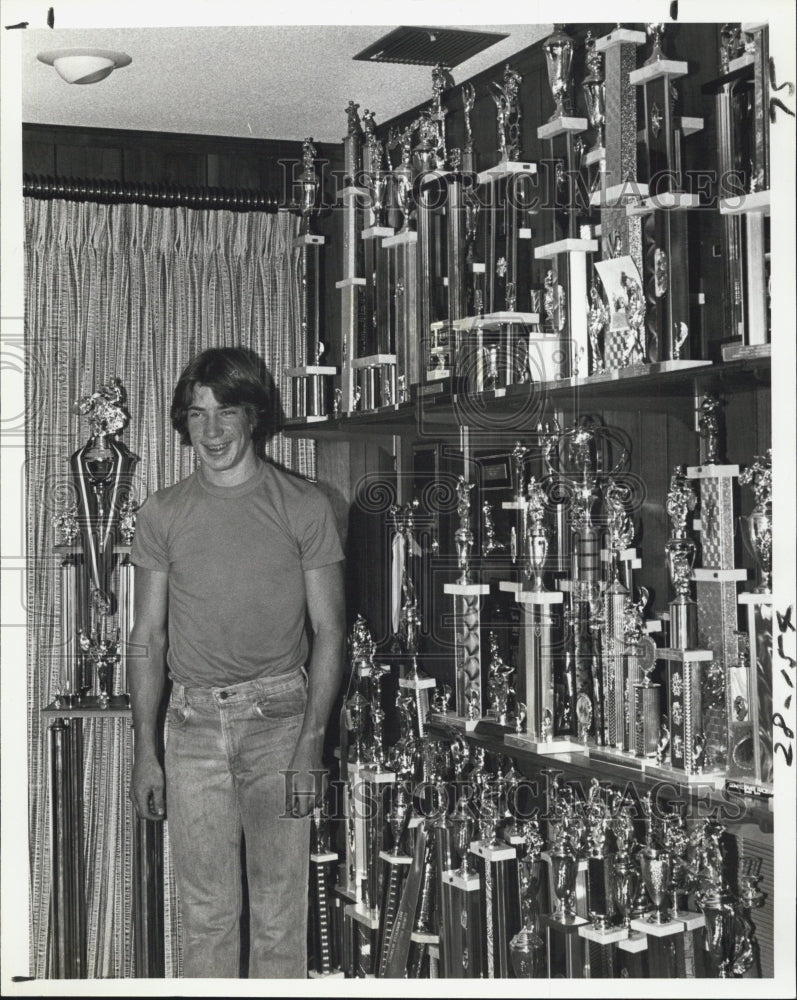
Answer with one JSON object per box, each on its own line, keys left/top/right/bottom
{"left": 131, "top": 460, "right": 344, "bottom": 687}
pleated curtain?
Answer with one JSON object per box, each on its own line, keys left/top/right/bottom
{"left": 24, "top": 197, "right": 313, "bottom": 977}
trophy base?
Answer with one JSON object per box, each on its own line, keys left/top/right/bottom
{"left": 441, "top": 869, "right": 481, "bottom": 892}
{"left": 722, "top": 341, "right": 770, "bottom": 362}
{"left": 642, "top": 761, "right": 726, "bottom": 788}
{"left": 410, "top": 930, "right": 440, "bottom": 944}
{"left": 308, "top": 970, "right": 345, "bottom": 979}
{"left": 398, "top": 673, "right": 436, "bottom": 691}
{"left": 505, "top": 733, "right": 584, "bottom": 754}
{"left": 630, "top": 916, "right": 685, "bottom": 938}
{"left": 378, "top": 851, "right": 412, "bottom": 866}
{"left": 345, "top": 901, "right": 380, "bottom": 930}
{"left": 674, "top": 910, "right": 705, "bottom": 932}
{"left": 476, "top": 160, "right": 538, "bottom": 184}
{"left": 431, "top": 712, "right": 480, "bottom": 732}
{"left": 543, "top": 912, "right": 589, "bottom": 929}
{"left": 578, "top": 923, "right": 630, "bottom": 945}
{"left": 470, "top": 839, "right": 516, "bottom": 863}
{"left": 629, "top": 59, "right": 689, "bottom": 85}
{"left": 617, "top": 931, "right": 649, "bottom": 954}
{"left": 586, "top": 746, "right": 644, "bottom": 771}
{"left": 537, "top": 116, "right": 589, "bottom": 140}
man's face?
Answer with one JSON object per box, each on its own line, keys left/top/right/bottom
{"left": 187, "top": 384, "right": 256, "bottom": 484}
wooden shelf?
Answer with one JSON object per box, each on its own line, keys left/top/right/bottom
{"left": 42, "top": 695, "right": 131, "bottom": 719}
{"left": 464, "top": 727, "right": 774, "bottom": 836}
{"left": 282, "top": 356, "right": 771, "bottom": 439}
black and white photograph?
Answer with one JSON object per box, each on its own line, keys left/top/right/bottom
{"left": 1, "top": 1, "right": 794, "bottom": 996}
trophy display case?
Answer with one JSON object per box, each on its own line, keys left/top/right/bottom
{"left": 277, "top": 16, "right": 784, "bottom": 984}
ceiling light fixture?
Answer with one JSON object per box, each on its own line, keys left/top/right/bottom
{"left": 37, "top": 48, "right": 132, "bottom": 85}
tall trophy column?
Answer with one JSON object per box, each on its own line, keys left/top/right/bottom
{"left": 286, "top": 138, "right": 337, "bottom": 420}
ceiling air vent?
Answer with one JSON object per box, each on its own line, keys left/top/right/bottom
{"left": 353, "top": 26, "right": 509, "bottom": 68}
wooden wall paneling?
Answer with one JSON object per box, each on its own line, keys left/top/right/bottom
{"left": 122, "top": 142, "right": 207, "bottom": 187}
{"left": 54, "top": 141, "right": 123, "bottom": 181}
{"left": 22, "top": 139, "right": 56, "bottom": 176}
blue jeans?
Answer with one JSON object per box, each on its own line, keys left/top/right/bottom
{"left": 165, "top": 670, "right": 310, "bottom": 978}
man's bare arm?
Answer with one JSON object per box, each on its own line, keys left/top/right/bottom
{"left": 128, "top": 567, "right": 169, "bottom": 821}
{"left": 287, "top": 560, "right": 346, "bottom": 817}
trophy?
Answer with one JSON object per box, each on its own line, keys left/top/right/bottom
{"left": 489, "top": 63, "right": 522, "bottom": 162}
{"left": 611, "top": 805, "right": 638, "bottom": 930}
{"left": 739, "top": 450, "right": 772, "bottom": 594}
{"left": 487, "top": 632, "right": 513, "bottom": 726}
{"left": 362, "top": 109, "right": 389, "bottom": 228}
{"left": 118, "top": 495, "right": 138, "bottom": 545}
{"left": 524, "top": 476, "right": 550, "bottom": 592}
{"left": 547, "top": 805, "right": 582, "bottom": 924}
{"left": 628, "top": 601, "right": 661, "bottom": 758}
{"left": 78, "top": 628, "right": 120, "bottom": 706}
{"left": 695, "top": 819, "right": 762, "bottom": 978}
{"left": 644, "top": 22, "right": 667, "bottom": 65}
{"left": 454, "top": 475, "right": 475, "bottom": 586}
{"left": 584, "top": 779, "right": 615, "bottom": 932}
{"left": 587, "top": 284, "right": 608, "bottom": 375}
{"left": 375, "top": 784, "right": 413, "bottom": 975}
{"left": 543, "top": 24, "right": 576, "bottom": 121}
{"left": 346, "top": 691, "right": 368, "bottom": 766}
{"left": 298, "top": 137, "right": 320, "bottom": 236}
{"left": 481, "top": 500, "right": 506, "bottom": 555}
{"left": 390, "top": 125, "right": 415, "bottom": 234}
{"left": 719, "top": 23, "right": 744, "bottom": 73}
{"left": 581, "top": 31, "right": 606, "bottom": 154}
{"left": 509, "top": 821, "right": 546, "bottom": 977}
{"left": 664, "top": 466, "right": 698, "bottom": 648}
{"left": 442, "top": 481, "right": 489, "bottom": 729}
{"left": 309, "top": 807, "right": 342, "bottom": 977}
{"left": 637, "top": 847, "right": 672, "bottom": 924}
{"left": 53, "top": 500, "right": 80, "bottom": 546}
{"left": 698, "top": 394, "right": 722, "bottom": 466}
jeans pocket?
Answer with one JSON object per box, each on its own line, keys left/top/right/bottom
{"left": 253, "top": 681, "right": 306, "bottom": 723}
{"left": 167, "top": 699, "right": 192, "bottom": 729}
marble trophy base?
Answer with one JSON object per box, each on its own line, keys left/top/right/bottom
{"left": 578, "top": 922, "right": 630, "bottom": 945}
{"left": 431, "top": 711, "right": 480, "bottom": 733}
{"left": 308, "top": 970, "right": 345, "bottom": 979}
{"left": 476, "top": 159, "right": 538, "bottom": 185}
{"left": 505, "top": 732, "right": 584, "bottom": 755}
{"left": 630, "top": 915, "right": 688, "bottom": 938}
{"left": 537, "top": 116, "right": 588, "bottom": 140}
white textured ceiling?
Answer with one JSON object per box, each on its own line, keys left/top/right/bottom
{"left": 21, "top": 23, "right": 552, "bottom": 144}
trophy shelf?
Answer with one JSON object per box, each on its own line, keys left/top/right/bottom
{"left": 282, "top": 355, "right": 771, "bottom": 440}
{"left": 462, "top": 728, "right": 775, "bottom": 834}
{"left": 42, "top": 695, "right": 131, "bottom": 719}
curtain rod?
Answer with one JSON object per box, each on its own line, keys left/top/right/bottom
{"left": 23, "top": 174, "right": 285, "bottom": 213}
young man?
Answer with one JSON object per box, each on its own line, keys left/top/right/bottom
{"left": 128, "top": 347, "right": 345, "bottom": 978}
